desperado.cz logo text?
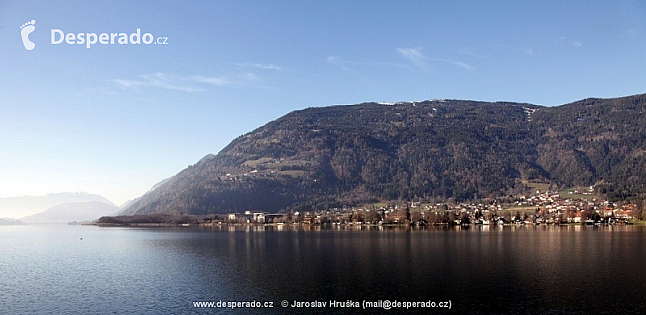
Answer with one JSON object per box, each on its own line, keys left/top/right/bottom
{"left": 51, "top": 28, "right": 168, "bottom": 48}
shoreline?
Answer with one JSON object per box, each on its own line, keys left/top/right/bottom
{"left": 85, "top": 221, "right": 644, "bottom": 228}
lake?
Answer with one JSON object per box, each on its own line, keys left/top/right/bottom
{"left": 2, "top": 224, "right": 645, "bottom": 314}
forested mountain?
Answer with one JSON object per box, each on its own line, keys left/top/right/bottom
{"left": 123, "top": 94, "right": 646, "bottom": 215}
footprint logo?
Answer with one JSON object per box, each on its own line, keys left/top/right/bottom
{"left": 20, "top": 20, "right": 36, "bottom": 51}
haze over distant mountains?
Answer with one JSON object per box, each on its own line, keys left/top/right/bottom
{"left": 0, "top": 218, "right": 23, "bottom": 226}
{"left": 0, "top": 192, "right": 114, "bottom": 219}
{"left": 19, "top": 202, "right": 119, "bottom": 224}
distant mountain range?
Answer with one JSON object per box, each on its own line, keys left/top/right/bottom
{"left": 20, "top": 201, "right": 119, "bottom": 224}
{"left": 121, "top": 93, "right": 646, "bottom": 215}
{"left": 0, "top": 192, "right": 115, "bottom": 220}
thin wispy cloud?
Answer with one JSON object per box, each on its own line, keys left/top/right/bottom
{"left": 524, "top": 48, "right": 535, "bottom": 57}
{"left": 458, "top": 47, "right": 490, "bottom": 60}
{"left": 398, "top": 47, "right": 472, "bottom": 71}
{"left": 141, "top": 73, "right": 201, "bottom": 92}
{"left": 190, "top": 75, "right": 234, "bottom": 86}
{"left": 452, "top": 60, "right": 472, "bottom": 70}
{"left": 239, "top": 73, "right": 259, "bottom": 81}
{"left": 327, "top": 55, "right": 356, "bottom": 74}
{"left": 327, "top": 55, "right": 410, "bottom": 75}
{"left": 110, "top": 72, "right": 261, "bottom": 92}
{"left": 111, "top": 79, "right": 142, "bottom": 88}
{"left": 429, "top": 58, "right": 473, "bottom": 70}
{"left": 189, "top": 72, "right": 261, "bottom": 87}
{"left": 555, "top": 36, "right": 584, "bottom": 49}
{"left": 111, "top": 72, "right": 201, "bottom": 92}
{"left": 234, "top": 63, "right": 281, "bottom": 70}
{"left": 397, "top": 47, "right": 426, "bottom": 69}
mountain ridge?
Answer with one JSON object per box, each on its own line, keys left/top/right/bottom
{"left": 123, "top": 93, "right": 646, "bottom": 215}
{"left": 20, "top": 201, "right": 119, "bottom": 224}
{"left": 0, "top": 192, "right": 115, "bottom": 219}
{"left": 117, "top": 176, "right": 173, "bottom": 215}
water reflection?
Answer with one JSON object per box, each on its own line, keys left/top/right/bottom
{"left": 3, "top": 225, "right": 645, "bottom": 314}
{"left": 183, "top": 224, "right": 646, "bottom": 313}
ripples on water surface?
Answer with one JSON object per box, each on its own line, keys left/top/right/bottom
{"left": 2, "top": 224, "right": 645, "bottom": 314}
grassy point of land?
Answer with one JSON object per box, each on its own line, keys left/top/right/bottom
{"left": 363, "top": 202, "right": 389, "bottom": 209}
{"left": 522, "top": 180, "right": 551, "bottom": 193}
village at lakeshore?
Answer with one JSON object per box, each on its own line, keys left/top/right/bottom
{"left": 92, "top": 185, "right": 645, "bottom": 227}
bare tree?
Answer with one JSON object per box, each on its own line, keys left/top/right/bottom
{"left": 635, "top": 199, "right": 644, "bottom": 221}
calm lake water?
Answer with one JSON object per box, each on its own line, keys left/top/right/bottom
{"left": 2, "top": 224, "right": 646, "bottom": 314}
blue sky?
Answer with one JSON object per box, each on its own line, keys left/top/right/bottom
{"left": 1, "top": 1, "right": 645, "bottom": 210}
